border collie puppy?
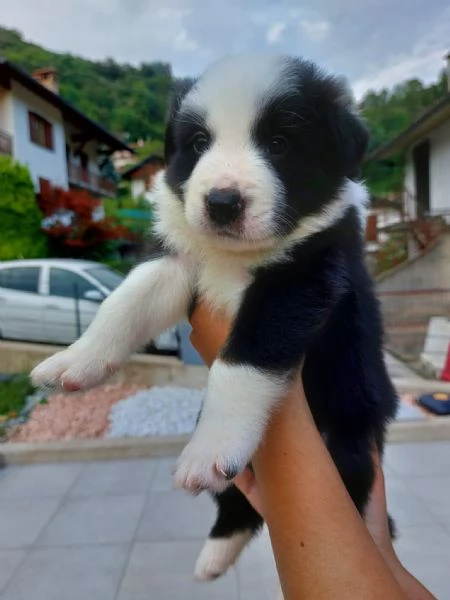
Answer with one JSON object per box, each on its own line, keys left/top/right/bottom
{"left": 32, "top": 53, "right": 397, "bottom": 582}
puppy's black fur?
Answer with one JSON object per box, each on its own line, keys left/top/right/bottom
{"left": 165, "top": 57, "right": 398, "bottom": 556}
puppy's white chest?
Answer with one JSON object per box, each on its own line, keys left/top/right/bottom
{"left": 198, "top": 258, "right": 252, "bottom": 317}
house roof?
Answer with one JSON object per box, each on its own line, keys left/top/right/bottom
{"left": 366, "top": 93, "right": 450, "bottom": 162}
{"left": 121, "top": 154, "right": 165, "bottom": 179}
{"left": 0, "top": 57, "right": 134, "bottom": 153}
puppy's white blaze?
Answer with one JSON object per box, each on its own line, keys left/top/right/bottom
{"left": 183, "top": 53, "right": 292, "bottom": 137}
{"left": 184, "top": 146, "right": 282, "bottom": 242}
{"left": 198, "top": 361, "right": 288, "bottom": 460}
{"left": 194, "top": 531, "right": 253, "bottom": 581}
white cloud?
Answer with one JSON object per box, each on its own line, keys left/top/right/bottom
{"left": 299, "top": 18, "right": 330, "bottom": 42}
{"left": 266, "top": 21, "right": 286, "bottom": 44}
{"left": 353, "top": 49, "right": 444, "bottom": 99}
{"left": 352, "top": 3, "right": 450, "bottom": 98}
{"left": 157, "top": 7, "right": 191, "bottom": 19}
{"left": 173, "top": 29, "right": 198, "bottom": 52}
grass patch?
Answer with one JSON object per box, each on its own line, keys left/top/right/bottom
{"left": 0, "top": 375, "right": 35, "bottom": 418}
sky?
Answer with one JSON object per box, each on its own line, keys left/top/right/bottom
{"left": 0, "top": 0, "right": 449, "bottom": 99}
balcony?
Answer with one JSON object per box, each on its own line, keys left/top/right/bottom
{"left": 0, "top": 130, "right": 12, "bottom": 155}
{"left": 68, "top": 162, "right": 117, "bottom": 198}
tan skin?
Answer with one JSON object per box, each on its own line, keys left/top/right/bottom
{"left": 189, "top": 301, "right": 436, "bottom": 600}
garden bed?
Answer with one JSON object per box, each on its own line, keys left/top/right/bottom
{"left": 4, "top": 383, "right": 204, "bottom": 443}
{"left": 6, "top": 383, "right": 144, "bottom": 442}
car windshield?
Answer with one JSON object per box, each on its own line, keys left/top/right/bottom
{"left": 85, "top": 266, "right": 124, "bottom": 291}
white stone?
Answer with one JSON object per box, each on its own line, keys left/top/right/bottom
{"left": 107, "top": 386, "right": 204, "bottom": 437}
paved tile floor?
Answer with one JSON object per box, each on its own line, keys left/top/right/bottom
{"left": 0, "top": 442, "right": 449, "bottom": 599}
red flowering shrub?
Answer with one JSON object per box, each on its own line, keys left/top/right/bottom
{"left": 38, "top": 183, "right": 134, "bottom": 259}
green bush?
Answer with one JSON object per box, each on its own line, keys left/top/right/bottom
{"left": 0, "top": 374, "right": 35, "bottom": 417}
{"left": 0, "top": 156, "right": 48, "bottom": 260}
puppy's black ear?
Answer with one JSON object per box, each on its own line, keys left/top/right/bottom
{"left": 164, "top": 77, "right": 196, "bottom": 164}
{"left": 331, "top": 80, "right": 369, "bottom": 179}
{"left": 291, "top": 61, "right": 369, "bottom": 180}
{"left": 334, "top": 105, "right": 369, "bottom": 179}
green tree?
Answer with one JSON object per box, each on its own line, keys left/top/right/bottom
{"left": 0, "top": 156, "right": 48, "bottom": 260}
{"left": 361, "top": 69, "right": 448, "bottom": 196}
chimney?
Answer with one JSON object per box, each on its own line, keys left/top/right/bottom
{"left": 32, "top": 67, "right": 59, "bottom": 94}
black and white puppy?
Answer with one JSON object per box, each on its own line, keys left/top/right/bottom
{"left": 32, "top": 53, "right": 398, "bottom": 582}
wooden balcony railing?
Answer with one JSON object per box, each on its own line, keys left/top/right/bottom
{"left": 0, "top": 130, "right": 12, "bottom": 155}
{"left": 68, "top": 162, "right": 116, "bottom": 197}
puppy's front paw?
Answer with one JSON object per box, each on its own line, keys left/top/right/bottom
{"left": 31, "top": 343, "right": 120, "bottom": 392}
{"left": 173, "top": 428, "right": 253, "bottom": 494}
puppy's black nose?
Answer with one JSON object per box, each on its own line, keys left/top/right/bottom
{"left": 205, "top": 188, "right": 243, "bottom": 226}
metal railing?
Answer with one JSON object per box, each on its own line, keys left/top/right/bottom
{"left": 0, "top": 130, "right": 12, "bottom": 155}
{"left": 68, "top": 162, "right": 116, "bottom": 197}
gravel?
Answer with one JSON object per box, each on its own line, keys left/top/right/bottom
{"left": 107, "top": 386, "right": 205, "bottom": 437}
{"left": 7, "top": 383, "right": 144, "bottom": 442}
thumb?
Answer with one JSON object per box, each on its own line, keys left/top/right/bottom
{"left": 233, "top": 468, "right": 264, "bottom": 516}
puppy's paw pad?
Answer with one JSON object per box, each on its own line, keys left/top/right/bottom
{"left": 31, "top": 348, "right": 116, "bottom": 392}
{"left": 174, "top": 437, "right": 249, "bottom": 493}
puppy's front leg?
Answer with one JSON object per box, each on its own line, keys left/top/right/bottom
{"left": 31, "top": 254, "right": 196, "bottom": 391}
{"left": 174, "top": 255, "right": 346, "bottom": 493}
{"left": 175, "top": 357, "right": 289, "bottom": 493}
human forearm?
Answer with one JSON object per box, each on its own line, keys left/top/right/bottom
{"left": 252, "top": 381, "right": 403, "bottom": 599}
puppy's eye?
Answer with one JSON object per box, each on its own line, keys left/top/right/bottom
{"left": 192, "top": 132, "right": 210, "bottom": 155}
{"left": 266, "top": 135, "right": 289, "bottom": 156}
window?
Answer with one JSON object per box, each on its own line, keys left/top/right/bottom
{"left": 86, "top": 267, "right": 123, "bottom": 291}
{"left": 0, "top": 267, "right": 40, "bottom": 293}
{"left": 49, "top": 269, "right": 95, "bottom": 299}
{"left": 29, "top": 112, "right": 53, "bottom": 150}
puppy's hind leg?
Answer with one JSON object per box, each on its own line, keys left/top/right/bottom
{"left": 194, "top": 485, "right": 263, "bottom": 581}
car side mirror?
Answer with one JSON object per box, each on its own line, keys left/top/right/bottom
{"left": 83, "top": 289, "right": 104, "bottom": 302}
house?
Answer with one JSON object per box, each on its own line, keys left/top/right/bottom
{"left": 367, "top": 56, "right": 450, "bottom": 367}
{"left": 0, "top": 58, "right": 134, "bottom": 197}
{"left": 121, "top": 154, "right": 165, "bottom": 202}
{"left": 367, "top": 54, "right": 450, "bottom": 223}
{"left": 112, "top": 139, "right": 145, "bottom": 172}
{"left": 366, "top": 195, "right": 403, "bottom": 245}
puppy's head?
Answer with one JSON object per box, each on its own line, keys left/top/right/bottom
{"left": 162, "top": 54, "right": 368, "bottom": 251}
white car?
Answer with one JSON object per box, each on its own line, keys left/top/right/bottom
{"left": 0, "top": 259, "right": 179, "bottom": 352}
